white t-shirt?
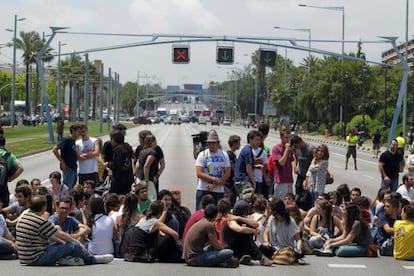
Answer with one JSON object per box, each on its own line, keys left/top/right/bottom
{"left": 396, "top": 184, "right": 414, "bottom": 201}
{"left": 196, "top": 149, "right": 230, "bottom": 193}
{"left": 76, "top": 137, "right": 98, "bottom": 174}
{"left": 136, "top": 217, "right": 158, "bottom": 233}
{"left": 250, "top": 212, "right": 266, "bottom": 246}
{"left": 253, "top": 147, "right": 268, "bottom": 182}
{"left": 88, "top": 214, "right": 114, "bottom": 255}
{"left": 267, "top": 215, "right": 299, "bottom": 249}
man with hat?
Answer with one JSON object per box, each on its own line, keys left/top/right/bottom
{"left": 195, "top": 130, "right": 230, "bottom": 210}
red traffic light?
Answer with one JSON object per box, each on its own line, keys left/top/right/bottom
{"left": 173, "top": 46, "right": 190, "bottom": 64}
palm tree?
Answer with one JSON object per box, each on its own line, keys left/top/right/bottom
{"left": 15, "top": 31, "right": 54, "bottom": 116}
{"left": 15, "top": 31, "right": 41, "bottom": 116}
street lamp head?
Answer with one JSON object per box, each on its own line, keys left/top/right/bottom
{"left": 5, "top": 28, "right": 13, "bottom": 32}
{"left": 18, "top": 18, "right": 26, "bottom": 22}
{"left": 298, "top": 4, "right": 307, "bottom": 7}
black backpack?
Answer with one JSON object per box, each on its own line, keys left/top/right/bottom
{"left": 0, "top": 151, "right": 11, "bottom": 186}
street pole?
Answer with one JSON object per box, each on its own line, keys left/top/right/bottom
{"left": 136, "top": 71, "right": 140, "bottom": 117}
{"left": 107, "top": 67, "right": 111, "bottom": 131}
{"left": 57, "top": 41, "right": 66, "bottom": 116}
{"left": 99, "top": 62, "right": 104, "bottom": 133}
{"left": 403, "top": 0, "right": 409, "bottom": 135}
{"left": 9, "top": 15, "right": 26, "bottom": 127}
{"left": 84, "top": 53, "right": 89, "bottom": 127}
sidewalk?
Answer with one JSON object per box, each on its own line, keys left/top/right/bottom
{"left": 301, "top": 135, "right": 382, "bottom": 154}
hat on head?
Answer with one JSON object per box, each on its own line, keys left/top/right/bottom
{"left": 206, "top": 132, "right": 220, "bottom": 142}
{"left": 233, "top": 200, "right": 250, "bottom": 216}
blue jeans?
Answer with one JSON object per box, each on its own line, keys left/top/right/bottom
{"left": 31, "top": 242, "right": 94, "bottom": 266}
{"left": 295, "top": 174, "right": 306, "bottom": 196}
{"left": 335, "top": 244, "right": 367, "bottom": 257}
{"left": 186, "top": 245, "right": 234, "bottom": 267}
{"left": 63, "top": 168, "right": 78, "bottom": 190}
{"left": 195, "top": 190, "right": 224, "bottom": 210}
{"left": 381, "top": 177, "right": 399, "bottom": 192}
{"left": 309, "top": 236, "right": 325, "bottom": 249}
{"left": 0, "top": 240, "right": 15, "bottom": 255}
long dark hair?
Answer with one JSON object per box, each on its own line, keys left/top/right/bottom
{"left": 146, "top": 200, "right": 164, "bottom": 219}
{"left": 121, "top": 193, "right": 138, "bottom": 227}
{"left": 87, "top": 197, "right": 106, "bottom": 240}
{"left": 319, "top": 199, "right": 333, "bottom": 231}
{"left": 344, "top": 203, "right": 369, "bottom": 237}
{"left": 269, "top": 198, "right": 290, "bottom": 225}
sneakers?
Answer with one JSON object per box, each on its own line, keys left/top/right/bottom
{"left": 313, "top": 248, "right": 334, "bottom": 257}
{"left": 239, "top": 255, "right": 252, "bottom": 265}
{"left": 58, "top": 256, "right": 85, "bottom": 266}
{"left": 218, "top": 257, "right": 239, "bottom": 268}
{"left": 93, "top": 254, "right": 114, "bottom": 264}
{"left": 260, "top": 256, "right": 273, "bottom": 266}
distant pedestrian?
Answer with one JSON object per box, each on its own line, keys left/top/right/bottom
{"left": 56, "top": 117, "right": 64, "bottom": 142}
{"left": 345, "top": 129, "right": 358, "bottom": 170}
{"left": 372, "top": 129, "right": 381, "bottom": 159}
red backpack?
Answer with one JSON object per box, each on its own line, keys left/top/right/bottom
{"left": 267, "top": 154, "right": 274, "bottom": 176}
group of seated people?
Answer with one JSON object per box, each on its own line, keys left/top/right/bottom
{"left": 1, "top": 170, "right": 414, "bottom": 267}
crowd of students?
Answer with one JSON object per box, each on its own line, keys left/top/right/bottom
{"left": 1, "top": 124, "right": 414, "bottom": 268}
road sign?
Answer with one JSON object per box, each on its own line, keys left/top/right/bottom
{"left": 173, "top": 46, "right": 190, "bottom": 64}
{"left": 216, "top": 47, "right": 234, "bottom": 64}
{"left": 259, "top": 50, "right": 276, "bottom": 67}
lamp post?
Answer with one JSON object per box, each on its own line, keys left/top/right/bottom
{"left": 362, "top": 67, "right": 368, "bottom": 136}
{"left": 383, "top": 65, "right": 388, "bottom": 129}
{"left": 57, "top": 41, "right": 67, "bottom": 116}
{"left": 343, "top": 72, "right": 351, "bottom": 137}
{"left": 273, "top": 26, "right": 311, "bottom": 66}
{"left": 403, "top": 0, "right": 410, "bottom": 135}
{"left": 6, "top": 14, "right": 26, "bottom": 127}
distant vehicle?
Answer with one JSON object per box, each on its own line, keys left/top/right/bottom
{"left": 157, "top": 107, "right": 168, "bottom": 118}
{"left": 201, "top": 108, "right": 211, "bottom": 121}
{"left": 163, "top": 116, "right": 172, "bottom": 124}
{"left": 223, "top": 119, "right": 232, "bottom": 126}
{"left": 198, "top": 116, "right": 207, "bottom": 125}
{"left": 215, "top": 109, "right": 224, "bottom": 120}
{"left": 171, "top": 117, "right": 181, "bottom": 125}
{"left": 148, "top": 117, "right": 161, "bottom": 124}
{"left": 133, "top": 116, "right": 152, "bottom": 125}
{"left": 211, "top": 117, "right": 220, "bottom": 126}
{"left": 180, "top": 115, "right": 190, "bottom": 123}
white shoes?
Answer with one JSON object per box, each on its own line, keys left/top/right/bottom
{"left": 93, "top": 254, "right": 114, "bottom": 264}
{"left": 58, "top": 256, "right": 85, "bottom": 266}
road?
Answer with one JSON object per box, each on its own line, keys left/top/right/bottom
{"left": 6, "top": 122, "right": 414, "bottom": 275}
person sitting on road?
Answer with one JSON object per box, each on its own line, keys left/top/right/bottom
{"left": 157, "top": 189, "right": 180, "bottom": 234}
{"left": 48, "top": 196, "right": 90, "bottom": 243}
{"left": 183, "top": 204, "right": 239, "bottom": 268}
{"left": 0, "top": 213, "right": 17, "bottom": 260}
{"left": 121, "top": 200, "right": 181, "bottom": 263}
{"left": 394, "top": 204, "right": 414, "bottom": 260}
{"left": 16, "top": 195, "right": 113, "bottom": 266}
{"left": 1, "top": 184, "right": 32, "bottom": 228}
{"left": 250, "top": 195, "right": 269, "bottom": 247}
{"left": 355, "top": 196, "right": 372, "bottom": 226}
{"left": 350, "top": 187, "right": 362, "bottom": 203}
{"left": 375, "top": 198, "right": 400, "bottom": 256}
{"left": 316, "top": 203, "right": 372, "bottom": 257}
{"left": 183, "top": 194, "right": 215, "bottom": 240}
{"left": 47, "top": 171, "right": 70, "bottom": 212}
{"left": 396, "top": 173, "right": 414, "bottom": 203}
{"left": 171, "top": 190, "right": 191, "bottom": 239}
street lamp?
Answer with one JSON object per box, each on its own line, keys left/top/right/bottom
{"left": 57, "top": 41, "right": 67, "bottom": 116}
{"left": 273, "top": 26, "right": 312, "bottom": 66}
{"left": 361, "top": 67, "right": 368, "bottom": 136}
{"left": 343, "top": 72, "right": 351, "bottom": 137}
{"left": 6, "top": 14, "right": 26, "bottom": 127}
{"left": 298, "top": 4, "right": 344, "bottom": 55}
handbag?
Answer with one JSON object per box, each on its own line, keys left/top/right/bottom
{"left": 366, "top": 243, "right": 378, "bottom": 257}
{"left": 271, "top": 247, "right": 295, "bottom": 265}
{"left": 325, "top": 171, "right": 334, "bottom": 185}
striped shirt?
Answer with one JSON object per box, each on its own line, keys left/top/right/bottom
{"left": 16, "top": 210, "right": 57, "bottom": 265}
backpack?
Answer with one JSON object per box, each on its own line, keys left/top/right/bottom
{"left": 0, "top": 151, "right": 11, "bottom": 186}
{"left": 267, "top": 154, "right": 274, "bottom": 176}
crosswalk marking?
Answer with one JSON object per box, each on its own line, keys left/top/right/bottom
{"left": 403, "top": 266, "right": 414, "bottom": 270}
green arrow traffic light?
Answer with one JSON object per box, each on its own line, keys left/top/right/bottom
{"left": 259, "top": 50, "right": 276, "bottom": 67}
{"left": 217, "top": 47, "right": 234, "bottom": 64}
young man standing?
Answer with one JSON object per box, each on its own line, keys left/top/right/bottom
{"left": 272, "top": 130, "right": 294, "bottom": 199}
{"left": 52, "top": 124, "right": 81, "bottom": 190}
{"left": 291, "top": 135, "right": 315, "bottom": 196}
{"left": 195, "top": 130, "right": 230, "bottom": 209}
{"left": 77, "top": 124, "right": 100, "bottom": 186}
{"left": 379, "top": 139, "right": 404, "bottom": 192}
{"left": 345, "top": 130, "right": 358, "bottom": 170}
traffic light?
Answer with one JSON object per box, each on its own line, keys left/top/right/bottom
{"left": 216, "top": 47, "right": 234, "bottom": 64}
{"left": 259, "top": 50, "right": 276, "bottom": 67}
{"left": 172, "top": 46, "right": 190, "bottom": 64}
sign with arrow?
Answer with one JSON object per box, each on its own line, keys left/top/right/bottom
{"left": 259, "top": 50, "right": 276, "bottom": 67}
{"left": 216, "top": 47, "right": 234, "bottom": 64}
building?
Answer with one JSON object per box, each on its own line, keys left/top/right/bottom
{"left": 381, "top": 39, "right": 414, "bottom": 71}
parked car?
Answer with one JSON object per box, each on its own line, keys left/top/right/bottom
{"left": 133, "top": 116, "right": 152, "bottom": 125}
{"left": 198, "top": 117, "right": 207, "bottom": 125}
{"left": 223, "top": 119, "right": 232, "bottom": 126}
{"left": 211, "top": 117, "right": 220, "bottom": 126}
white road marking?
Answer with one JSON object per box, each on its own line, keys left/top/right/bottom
{"left": 403, "top": 266, "right": 414, "bottom": 269}
{"left": 328, "top": 264, "right": 367, "bottom": 268}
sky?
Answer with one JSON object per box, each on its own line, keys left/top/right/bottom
{"left": 0, "top": 0, "right": 412, "bottom": 88}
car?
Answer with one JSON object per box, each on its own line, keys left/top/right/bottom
{"left": 133, "top": 116, "right": 152, "bottom": 125}
{"left": 180, "top": 115, "right": 190, "bottom": 123}
{"left": 198, "top": 116, "right": 207, "bottom": 125}
{"left": 211, "top": 117, "right": 220, "bottom": 126}
{"left": 223, "top": 119, "right": 232, "bottom": 126}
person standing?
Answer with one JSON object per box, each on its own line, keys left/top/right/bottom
{"left": 233, "top": 130, "right": 261, "bottom": 197}
{"left": 379, "top": 139, "right": 404, "bottom": 192}
{"left": 304, "top": 144, "right": 330, "bottom": 202}
{"left": 345, "top": 130, "right": 358, "bottom": 170}
{"left": 76, "top": 124, "right": 100, "bottom": 185}
{"left": 291, "top": 135, "right": 316, "bottom": 196}
{"left": 53, "top": 124, "right": 81, "bottom": 190}
{"left": 0, "top": 136, "right": 24, "bottom": 207}
{"left": 396, "top": 132, "right": 406, "bottom": 170}
{"left": 271, "top": 130, "right": 294, "bottom": 199}
{"left": 101, "top": 123, "right": 127, "bottom": 180}
{"left": 195, "top": 130, "right": 230, "bottom": 209}
{"left": 225, "top": 135, "right": 241, "bottom": 207}
{"left": 372, "top": 129, "right": 381, "bottom": 159}
{"left": 56, "top": 117, "right": 64, "bottom": 142}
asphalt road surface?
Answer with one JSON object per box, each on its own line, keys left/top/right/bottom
{"left": 6, "top": 122, "right": 414, "bottom": 275}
